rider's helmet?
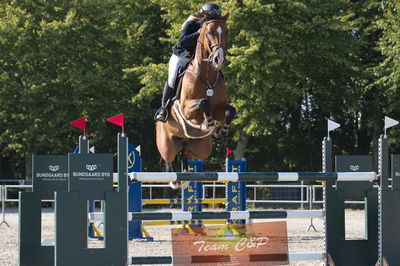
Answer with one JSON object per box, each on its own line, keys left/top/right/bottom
{"left": 200, "top": 3, "right": 222, "bottom": 16}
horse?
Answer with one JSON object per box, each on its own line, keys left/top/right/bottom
{"left": 156, "top": 13, "right": 236, "bottom": 189}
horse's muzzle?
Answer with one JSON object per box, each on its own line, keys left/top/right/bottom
{"left": 212, "top": 47, "right": 225, "bottom": 69}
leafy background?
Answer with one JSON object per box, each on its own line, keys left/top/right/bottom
{"left": 1, "top": 0, "right": 399, "bottom": 178}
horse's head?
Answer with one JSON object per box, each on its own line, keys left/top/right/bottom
{"left": 199, "top": 13, "right": 229, "bottom": 69}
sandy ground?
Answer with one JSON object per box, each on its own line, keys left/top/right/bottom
{"left": 0, "top": 208, "right": 366, "bottom": 266}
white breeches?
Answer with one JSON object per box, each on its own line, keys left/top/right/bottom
{"left": 168, "top": 54, "right": 190, "bottom": 88}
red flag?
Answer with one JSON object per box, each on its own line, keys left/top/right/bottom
{"left": 69, "top": 117, "right": 86, "bottom": 135}
{"left": 226, "top": 148, "right": 233, "bottom": 157}
{"left": 107, "top": 113, "right": 124, "bottom": 133}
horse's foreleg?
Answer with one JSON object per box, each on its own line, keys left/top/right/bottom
{"left": 213, "top": 105, "right": 237, "bottom": 138}
{"left": 198, "top": 99, "right": 215, "bottom": 129}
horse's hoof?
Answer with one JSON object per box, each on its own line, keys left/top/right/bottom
{"left": 169, "top": 181, "right": 180, "bottom": 189}
{"left": 213, "top": 126, "right": 228, "bottom": 139}
{"left": 180, "top": 181, "right": 190, "bottom": 190}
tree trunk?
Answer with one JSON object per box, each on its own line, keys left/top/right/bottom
{"left": 25, "top": 154, "right": 32, "bottom": 180}
{"left": 234, "top": 132, "right": 250, "bottom": 160}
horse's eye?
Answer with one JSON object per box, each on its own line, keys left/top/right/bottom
{"left": 206, "top": 31, "right": 212, "bottom": 36}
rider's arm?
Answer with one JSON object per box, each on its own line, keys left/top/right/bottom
{"left": 178, "top": 20, "right": 200, "bottom": 50}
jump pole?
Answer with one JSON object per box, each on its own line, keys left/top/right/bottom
{"left": 129, "top": 172, "right": 377, "bottom": 182}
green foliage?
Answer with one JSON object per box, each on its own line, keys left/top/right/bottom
{"left": 0, "top": 0, "right": 399, "bottom": 177}
{"left": 0, "top": 0, "right": 168, "bottom": 176}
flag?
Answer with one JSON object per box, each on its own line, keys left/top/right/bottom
{"left": 89, "top": 146, "right": 95, "bottom": 153}
{"left": 226, "top": 148, "right": 233, "bottom": 157}
{"left": 136, "top": 145, "right": 141, "bottom": 156}
{"left": 107, "top": 113, "right": 124, "bottom": 133}
{"left": 327, "top": 119, "right": 340, "bottom": 132}
{"left": 384, "top": 116, "right": 399, "bottom": 130}
{"left": 69, "top": 117, "right": 86, "bottom": 135}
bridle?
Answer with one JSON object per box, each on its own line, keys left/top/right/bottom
{"left": 197, "top": 19, "right": 227, "bottom": 64}
{"left": 186, "top": 19, "right": 227, "bottom": 96}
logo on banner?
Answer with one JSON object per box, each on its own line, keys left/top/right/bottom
{"left": 128, "top": 151, "right": 136, "bottom": 170}
{"left": 86, "top": 164, "right": 97, "bottom": 171}
{"left": 49, "top": 165, "right": 60, "bottom": 172}
{"left": 172, "top": 222, "right": 289, "bottom": 265}
{"left": 350, "top": 165, "right": 359, "bottom": 171}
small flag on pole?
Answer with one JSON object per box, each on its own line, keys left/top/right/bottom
{"left": 384, "top": 116, "right": 399, "bottom": 136}
{"left": 107, "top": 113, "right": 124, "bottom": 133}
{"left": 69, "top": 117, "right": 86, "bottom": 135}
{"left": 89, "top": 146, "right": 95, "bottom": 153}
{"left": 327, "top": 119, "right": 340, "bottom": 132}
{"left": 136, "top": 145, "right": 141, "bottom": 156}
{"left": 226, "top": 148, "right": 233, "bottom": 157}
{"left": 327, "top": 119, "right": 340, "bottom": 138}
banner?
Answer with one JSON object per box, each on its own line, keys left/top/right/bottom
{"left": 172, "top": 221, "right": 288, "bottom": 265}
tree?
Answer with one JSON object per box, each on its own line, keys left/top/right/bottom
{"left": 223, "top": 0, "right": 360, "bottom": 170}
{"left": 0, "top": 0, "right": 167, "bottom": 177}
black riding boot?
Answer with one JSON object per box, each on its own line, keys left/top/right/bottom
{"left": 154, "top": 82, "right": 173, "bottom": 122}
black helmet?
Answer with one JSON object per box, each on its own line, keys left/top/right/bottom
{"left": 200, "top": 3, "right": 222, "bottom": 16}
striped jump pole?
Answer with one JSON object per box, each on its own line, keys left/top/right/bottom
{"left": 128, "top": 210, "right": 325, "bottom": 221}
{"left": 89, "top": 210, "right": 325, "bottom": 222}
{"left": 129, "top": 252, "right": 326, "bottom": 264}
{"left": 143, "top": 198, "right": 226, "bottom": 205}
{"left": 130, "top": 172, "right": 377, "bottom": 182}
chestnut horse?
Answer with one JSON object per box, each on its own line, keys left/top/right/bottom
{"left": 156, "top": 14, "right": 236, "bottom": 188}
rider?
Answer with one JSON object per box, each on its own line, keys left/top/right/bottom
{"left": 154, "top": 3, "right": 222, "bottom": 122}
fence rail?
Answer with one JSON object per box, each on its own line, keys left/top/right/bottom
{"left": 0, "top": 183, "right": 368, "bottom": 207}
{"left": 1, "top": 182, "right": 367, "bottom": 226}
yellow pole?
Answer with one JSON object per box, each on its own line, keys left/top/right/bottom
{"left": 143, "top": 220, "right": 226, "bottom": 226}
{"left": 92, "top": 225, "right": 103, "bottom": 237}
{"left": 139, "top": 225, "right": 152, "bottom": 238}
{"left": 143, "top": 198, "right": 226, "bottom": 205}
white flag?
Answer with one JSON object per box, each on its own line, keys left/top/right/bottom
{"left": 328, "top": 119, "right": 340, "bottom": 132}
{"left": 135, "top": 145, "right": 141, "bottom": 155}
{"left": 384, "top": 116, "right": 399, "bottom": 130}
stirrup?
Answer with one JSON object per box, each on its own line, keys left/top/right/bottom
{"left": 154, "top": 107, "right": 168, "bottom": 122}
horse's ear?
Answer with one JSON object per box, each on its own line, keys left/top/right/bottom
{"left": 222, "top": 12, "right": 229, "bottom": 21}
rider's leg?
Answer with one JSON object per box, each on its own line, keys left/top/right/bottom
{"left": 154, "top": 54, "right": 189, "bottom": 122}
{"left": 154, "top": 82, "right": 173, "bottom": 122}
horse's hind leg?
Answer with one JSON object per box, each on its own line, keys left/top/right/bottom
{"left": 170, "top": 150, "right": 191, "bottom": 190}
{"left": 156, "top": 123, "right": 184, "bottom": 189}
{"left": 178, "top": 151, "right": 190, "bottom": 189}
{"left": 156, "top": 122, "right": 183, "bottom": 161}
{"left": 166, "top": 161, "right": 174, "bottom": 172}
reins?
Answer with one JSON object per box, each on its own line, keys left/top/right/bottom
{"left": 187, "top": 19, "right": 226, "bottom": 96}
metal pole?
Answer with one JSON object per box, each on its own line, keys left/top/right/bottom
{"left": 0, "top": 185, "right": 10, "bottom": 227}
{"left": 254, "top": 186, "right": 257, "bottom": 207}
{"left": 301, "top": 181, "right": 304, "bottom": 209}
{"left": 307, "top": 185, "right": 316, "bottom": 232}
{"left": 212, "top": 182, "right": 216, "bottom": 209}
